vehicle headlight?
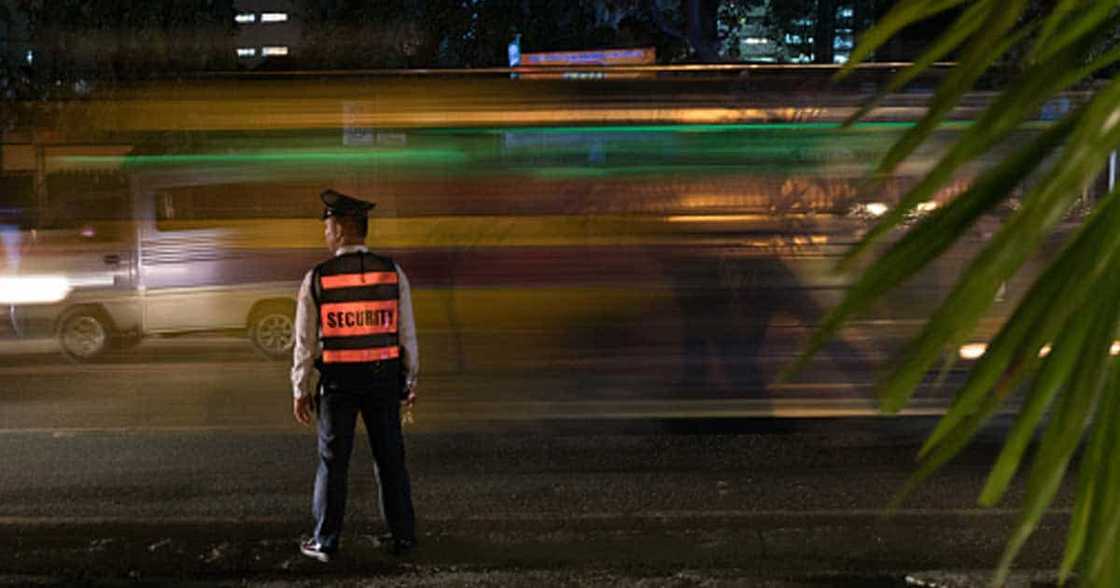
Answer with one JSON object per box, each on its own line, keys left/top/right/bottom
{"left": 0, "top": 275, "right": 73, "bottom": 304}
{"left": 958, "top": 343, "right": 987, "bottom": 360}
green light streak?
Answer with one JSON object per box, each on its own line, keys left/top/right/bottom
{"left": 420, "top": 120, "right": 974, "bottom": 135}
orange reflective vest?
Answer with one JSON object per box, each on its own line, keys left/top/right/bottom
{"left": 313, "top": 252, "right": 401, "bottom": 377}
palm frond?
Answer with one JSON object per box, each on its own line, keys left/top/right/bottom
{"left": 1033, "top": 0, "right": 1120, "bottom": 64}
{"left": 1029, "top": 0, "right": 1094, "bottom": 62}
{"left": 991, "top": 274, "right": 1120, "bottom": 586}
{"left": 861, "top": 28, "right": 1120, "bottom": 267}
{"left": 838, "top": 19, "right": 1034, "bottom": 267}
{"left": 876, "top": 74, "right": 1120, "bottom": 415}
{"left": 802, "top": 3, "right": 1120, "bottom": 584}
{"left": 924, "top": 183, "right": 1120, "bottom": 461}
{"left": 837, "top": 0, "right": 971, "bottom": 77}
{"left": 783, "top": 114, "right": 1076, "bottom": 382}
{"left": 841, "top": 1, "right": 991, "bottom": 128}
{"left": 1060, "top": 362, "right": 1120, "bottom": 583}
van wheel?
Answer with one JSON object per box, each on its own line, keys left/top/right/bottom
{"left": 249, "top": 303, "right": 295, "bottom": 360}
{"left": 58, "top": 307, "right": 113, "bottom": 362}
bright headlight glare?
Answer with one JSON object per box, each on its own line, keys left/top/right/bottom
{"left": 864, "top": 202, "right": 889, "bottom": 217}
{"left": 0, "top": 276, "right": 73, "bottom": 304}
{"left": 959, "top": 343, "right": 987, "bottom": 360}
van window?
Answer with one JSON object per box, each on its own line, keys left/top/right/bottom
{"left": 0, "top": 175, "right": 35, "bottom": 229}
{"left": 155, "top": 183, "right": 322, "bottom": 229}
{"left": 42, "top": 172, "right": 131, "bottom": 229}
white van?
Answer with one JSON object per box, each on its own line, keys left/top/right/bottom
{"left": 6, "top": 168, "right": 319, "bottom": 361}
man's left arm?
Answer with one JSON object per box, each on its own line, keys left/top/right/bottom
{"left": 396, "top": 263, "right": 419, "bottom": 405}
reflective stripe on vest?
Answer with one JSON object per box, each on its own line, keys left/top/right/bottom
{"left": 320, "top": 271, "right": 398, "bottom": 290}
{"left": 322, "top": 346, "right": 400, "bottom": 363}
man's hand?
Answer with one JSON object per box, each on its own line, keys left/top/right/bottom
{"left": 402, "top": 388, "right": 416, "bottom": 410}
{"left": 294, "top": 395, "right": 314, "bottom": 426}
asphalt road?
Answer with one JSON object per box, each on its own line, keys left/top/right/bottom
{"left": 0, "top": 421, "right": 1069, "bottom": 586}
{"left": 0, "top": 334, "right": 960, "bottom": 432}
{"left": 0, "top": 336, "right": 1065, "bottom": 586}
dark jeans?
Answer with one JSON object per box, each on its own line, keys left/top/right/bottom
{"left": 312, "top": 383, "right": 416, "bottom": 552}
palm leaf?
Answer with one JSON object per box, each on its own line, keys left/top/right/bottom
{"left": 836, "top": 0, "right": 971, "bottom": 78}
{"left": 803, "top": 2, "right": 1120, "bottom": 584}
{"left": 876, "top": 75, "right": 1120, "bottom": 415}
{"left": 1030, "top": 0, "right": 1093, "bottom": 61}
{"left": 841, "top": 1, "right": 991, "bottom": 127}
{"left": 1061, "top": 362, "right": 1120, "bottom": 583}
{"left": 924, "top": 184, "right": 1120, "bottom": 461}
{"left": 866, "top": 3, "right": 1025, "bottom": 180}
{"left": 783, "top": 114, "right": 1076, "bottom": 382}
{"left": 1033, "top": 0, "right": 1120, "bottom": 64}
{"left": 990, "top": 272, "right": 1120, "bottom": 587}
{"left": 838, "top": 16, "right": 1033, "bottom": 268}
{"left": 888, "top": 391, "right": 1002, "bottom": 510}
{"left": 851, "top": 32, "right": 1120, "bottom": 271}
{"left": 801, "top": 32, "right": 1120, "bottom": 381}
{"left": 977, "top": 311, "right": 1090, "bottom": 506}
{"left": 1029, "top": 0, "right": 1094, "bottom": 63}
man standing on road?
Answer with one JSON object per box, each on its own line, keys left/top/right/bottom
{"left": 291, "top": 189, "right": 419, "bottom": 562}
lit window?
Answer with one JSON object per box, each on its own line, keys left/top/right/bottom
{"left": 235, "top": 13, "right": 256, "bottom": 23}
{"left": 260, "top": 13, "right": 288, "bottom": 23}
{"left": 745, "top": 37, "right": 770, "bottom": 45}
{"left": 262, "top": 46, "right": 289, "bottom": 56}
{"left": 237, "top": 48, "right": 257, "bottom": 58}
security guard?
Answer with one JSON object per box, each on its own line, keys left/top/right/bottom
{"left": 292, "top": 189, "right": 419, "bottom": 562}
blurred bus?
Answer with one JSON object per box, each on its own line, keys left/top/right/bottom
{"left": 0, "top": 69, "right": 1075, "bottom": 409}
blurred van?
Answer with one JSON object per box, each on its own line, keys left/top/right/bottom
{"left": 7, "top": 168, "right": 317, "bottom": 361}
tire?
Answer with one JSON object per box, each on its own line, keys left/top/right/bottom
{"left": 57, "top": 307, "right": 113, "bottom": 362}
{"left": 248, "top": 303, "right": 295, "bottom": 360}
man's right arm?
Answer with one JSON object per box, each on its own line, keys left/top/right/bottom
{"left": 291, "top": 271, "right": 319, "bottom": 424}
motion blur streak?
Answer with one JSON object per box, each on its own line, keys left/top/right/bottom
{"left": 0, "top": 69, "right": 1084, "bottom": 426}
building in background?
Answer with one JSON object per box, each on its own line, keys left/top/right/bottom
{"left": 733, "top": 1, "right": 860, "bottom": 64}
{"left": 233, "top": 0, "right": 301, "bottom": 67}
{"left": 0, "top": 0, "right": 32, "bottom": 69}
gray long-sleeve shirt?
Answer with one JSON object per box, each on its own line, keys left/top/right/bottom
{"left": 290, "top": 245, "right": 419, "bottom": 399}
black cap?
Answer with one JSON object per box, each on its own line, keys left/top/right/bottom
{"left": 321, "top": 189, "right": 375, "bottom": 220}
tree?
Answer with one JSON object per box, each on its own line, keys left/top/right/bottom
{"left": 649, "top": 0, "right": 766, "bottom": 63}
{"left": 790, "top": 0, "right": 1120, "bottom": 584}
